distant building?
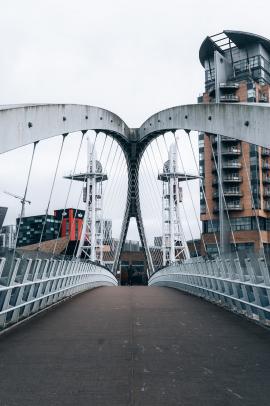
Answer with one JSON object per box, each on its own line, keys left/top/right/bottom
{"left": 199, "top": 30, "right": 270, "bottom": 256}
{"left": 0, "top": 225, "right": 16, "bottom": 249}
{"left": 0, "top": 207, "right": 7, "bottom": 229}
{"left": 119, "top": 239, "right": 147, "bottom": 285}
{"left": 16, "top": 208, "right": 113, "bottom": 257}
{"left": 54, "top": 208, "right": 84, "bottom": 241}
{"left": 16, "top": 215, "right": 61, "bottom": 247}
{"left": 0, "top": 207, "right": 15, "bottom": 249}
{"left": 187, "top": 239, "right": 202, "bottom": 258}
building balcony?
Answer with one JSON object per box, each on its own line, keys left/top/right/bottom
{"left": 263, "top": 176, "right": 270, "bottom": 184}
{"left": 222, "top": 161, "right": 242, "bottom": 169}
{"left": 262, "top": 148, "right": 270, "bottom": 157}
{"left": 219, "top": 82, "right": 240, "bottom": 90}
{"left": 200, "top": 205, "right": 206, "bottom": 214}
{"left": 213, "top": 203, "right": 243, "bottom": 212}
{"left": 259, "top": 94, "right": 269, "bottom": 103}
{"left": 223, "top": 175, "right": 243, "bottom": 183}
{"left": 226, "top": 203, "right": 244, "bottom": 211}
{"left": 262, "top": 161, "right": 270, "bottom": 170}
{"left": 222, "top": 136, "right": 238, "bottom": 143}
{"left": 264, "top": 201, "right": 270, "bottom": 211}
{"left": 222, "top": 147, "right": 241, "bottom": 156}
{"left": 212, "top": 175, "right": 242, "bottom": 184}
{"left": 211, "top": 135, "right": 238, "bottom": 144}
{"left": 213, "top": 189, "right": 243, "bottom": 199}
{"left": 220, "top": 94, "right": 240, "bottom": 102}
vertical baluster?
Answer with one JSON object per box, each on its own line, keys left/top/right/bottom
{"left": 245, "top": 258, "right": 265, "bottom": 323}
{"left": 22, "top": 259, "right": 42, "bottom": 318}
{"left": 10, "top": 259, "right": 32, "bottom": 324}
{"left": 0, "top": 258, "right": 21, "bottom": 328}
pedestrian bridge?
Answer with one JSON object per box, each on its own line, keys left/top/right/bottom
{"left": 0, "top": 285, "right": 270, "bottom": 405}
{"left": 1, "top": 102, "right": 270, "bottom": 404}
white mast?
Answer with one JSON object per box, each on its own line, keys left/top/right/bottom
{"left": 159, "top": 141, "right": 192, "bottom": 266}
{"left": 65, "top": 137, "right": 107, "bottom": 263}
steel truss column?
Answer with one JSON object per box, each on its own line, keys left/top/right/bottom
{"left": 112, "top": 135, "right": 154, "bottom": 276}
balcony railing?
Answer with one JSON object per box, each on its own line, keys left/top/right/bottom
{"left": 213, "top": 189, "right": 243, "bottom": 198}
{"left": 262, "top": 161, "right": 270, "bottom": 170}
{"left": 263, "top": 176, "right": 270, "bottom": 183}
{"left": 223, "top": 175, "right": 243, "bottom": 182}
{"left": 211, "top": 175, "right": 243, "bottom": 185}
{"left": 213, "top": 203, "right": 243, "bottom": 212}
{"left": 219, "top": 82, "right": 239, "bottom": 90}
{"left": 264, "top": 201, "right": 270, "bottom": 211}
{"left": 264, "top": 189, "right": 270, "bottom": 197}
{"left": 222, "top": 147, "right": 241, "bottom": 155}
{"left": 222, "top": 161, "right": 242, "bottom": 169}
{"left": 226, "top": 203, "right": 244, "bottom": 210}
{"left": 220, "top": 94, "right": 240, "bottom": 102}
{"left": 211, "top": 136, "right": 238, "bottom": 144}
{"left": 262, "top": 148, "right": 270, "bottom": 157}
{"left": 259, "top": 94, "right": 269, "bottom": 103}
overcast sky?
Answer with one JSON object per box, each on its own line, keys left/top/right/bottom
{"left": 1, "top": 0, "right": 270, "bottom": 243}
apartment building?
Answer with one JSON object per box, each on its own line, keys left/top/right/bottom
{"left": 198, "top": 30, "right": 270, "bottom": 256}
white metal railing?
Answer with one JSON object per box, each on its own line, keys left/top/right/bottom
{"left": 149, "top": 257, "right": 270, "bottom": 326}
{"left": 0, "top": 256, "right": 117, "bottom": 330}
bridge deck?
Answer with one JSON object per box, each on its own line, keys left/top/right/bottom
{"left": 0, "top": 286, "right": 270, "bottom": 405}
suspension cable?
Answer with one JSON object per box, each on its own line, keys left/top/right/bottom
{"left": 65, "top": 132, "right": 99, "bottom": 259}
{"left": 139, "top": 160, "right": 162, "bottom": 267}
{"left": 186, "top": 131, "right": 221, "bottom": 256}
{"left": 242, "top": 148, "right": 267, "bottom": 263}
{"left": 12, "top": 141, "right": 38, "bottom": 265}
{"left": 67, "top": 132, "right": 111, "bottom": 260}
{"left": 52, "top": 131, "right": 86, "bottom": 255}
{"left": 209, "top": 136, "right": 240, "bottom": 258}
{"left": 37, "top": 134, "right": 67, "bottom": 256}
{"left": 151, "top": 137, "right": 197, "bottom": 260}
{"left": 170, "top": 132, "right": 207, "bottom": 255}
{"left": 103, "top": 153, "right": 126, "bottom": 263}
{"left": 157, "top": 135, "right": 198, "bottom": 258}
{"left": 163, "top": 132, "right": 197, "bottom": 257}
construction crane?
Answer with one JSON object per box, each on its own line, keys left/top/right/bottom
{"left": 4, "top": 191, "right": 31, "bottom": 218}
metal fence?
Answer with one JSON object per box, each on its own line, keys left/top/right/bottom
{"left": 0, "top": 256, "right": 118, "bottom": 330}
{"left": 148, "top": 256, "right": 270, "bottom": 326}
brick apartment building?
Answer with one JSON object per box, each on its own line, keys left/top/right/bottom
{"left": 198, "top": 30, "right": 270, "bottom": 257}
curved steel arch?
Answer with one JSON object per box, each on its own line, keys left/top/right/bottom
{"left": 2, "top": 102, "right": 270, "bottom": 276}
{"left": 0, "top": 104, "right": 130, "bottom": 154}
{"left": 139, "top": 103, "right": 270, "bottom": 148}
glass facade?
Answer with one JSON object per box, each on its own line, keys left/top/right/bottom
{"left": 17, "top": 215, "right": 61, "bottom": 247}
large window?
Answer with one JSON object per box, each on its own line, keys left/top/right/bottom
{"left": 233, "top": 242, "right": 254, "bottom": 253}
{"left": 203, "top": 216, "right": 270, "bottom": 233}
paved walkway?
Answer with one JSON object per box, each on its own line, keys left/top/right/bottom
{"left": 0, "top": 286, "right": 270, "bottom": 406}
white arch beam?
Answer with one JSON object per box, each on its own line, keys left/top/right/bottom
{"left": 0, "top": 104, "right": 129, "bottom": 154}
{"left": 139, "top": 103, "right": 270, "bottom": 148}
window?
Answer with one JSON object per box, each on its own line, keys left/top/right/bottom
{"left": 234, "top": 242, "right": 254, "bottom": 252}
{"left": 206, "top": 244, "right": 218, "bottom": 255}
{"left": 230, "top": 217, "right": 251, "bottom": 231}
{"left": 199, "top": 139, "right": 204, "bottom": 148}
{"left": 66, "top": 221, "right": 69, "bottom": 236}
